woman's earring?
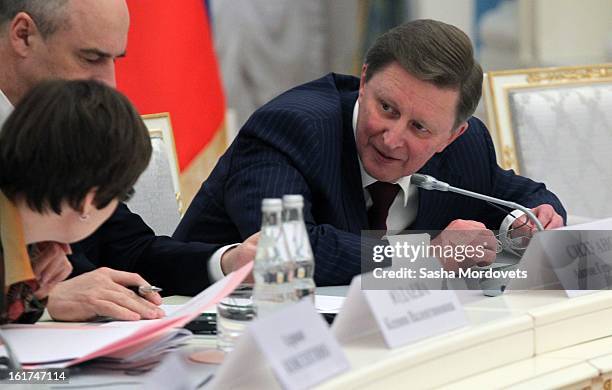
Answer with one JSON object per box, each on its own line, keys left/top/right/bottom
{"left": 79, "top": 214, "right": 90, "bottom": 222}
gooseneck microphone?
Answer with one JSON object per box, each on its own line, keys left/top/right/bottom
{"left": 410, "top": 173, "right": 544, "bottom": 231}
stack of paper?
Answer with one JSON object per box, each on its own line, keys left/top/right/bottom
{"left": 96, "top": 327, "right": 192, "bottom": 364}
{"left": 1, "top": 263, "right": 252, "bottom": 368}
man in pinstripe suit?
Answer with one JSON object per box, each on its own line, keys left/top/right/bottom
{"left": 175, "top": 20, "right": 565, "bottom": 286}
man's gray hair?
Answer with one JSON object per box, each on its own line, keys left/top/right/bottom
{"left": 0, "top": 0, "right": 69, "bottom": 37}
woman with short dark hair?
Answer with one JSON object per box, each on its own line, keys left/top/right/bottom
{"left": 0, "top": 79, "right": 152, "bottom": 324}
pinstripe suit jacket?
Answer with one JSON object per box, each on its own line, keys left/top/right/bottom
{"left": 174, "top": 73, "right": 566, "bottom": 286}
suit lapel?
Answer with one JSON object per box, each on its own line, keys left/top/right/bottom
{"left": 411, "top": 154, "right": 463, "bottom": 230}
{"left": 340, "top": 90, "right": 368, "bottom": 232}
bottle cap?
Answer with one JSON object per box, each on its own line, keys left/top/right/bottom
{"left": 282, "top": 194, "right": 304, "bottom": 208}
{"left": 261, "top": 198, "right": 282, "bottom": 212}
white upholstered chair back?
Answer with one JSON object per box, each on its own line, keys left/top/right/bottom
{"left": 128, "top": 113, "right": 182, "bottom": 236}
{"left": 484, "top": 64, "right": 612, "bottom": 219}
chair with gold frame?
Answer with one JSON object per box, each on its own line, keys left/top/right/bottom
{"left": 127, "top": 113, "right": 183, "bottom": 236}
{"left": 484, "top": 64, "right": 612, "bottom": 221}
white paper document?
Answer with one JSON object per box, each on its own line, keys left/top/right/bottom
{"left": 1, "top": 262, "right": 253, "bottom": 368}
{"left": 161, "top": 294, "right": 345, "bottom": 316}
{"left": 1, "top": 325, "right": 136, "bottom": 366}
{"left": 314, "top": 295, "right": 345, "bottom": 313}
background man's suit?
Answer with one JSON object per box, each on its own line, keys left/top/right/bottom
{"left": 174, "top": 73, "right": 566, "bottom": 286}
{"left": 2, "top": 89, "right": 218, "bottom": 297}
{"left": 70, "top": 204, "right": 221, "bottom": 296}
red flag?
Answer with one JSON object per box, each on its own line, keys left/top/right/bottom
{"left": 116, "top": 0, "right": 225, "bottom": 196}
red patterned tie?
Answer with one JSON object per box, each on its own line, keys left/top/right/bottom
{"left": 367, "top": 181, "right": 400, "bottom": 231}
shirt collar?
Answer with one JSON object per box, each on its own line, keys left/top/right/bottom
{"left": 0, "top": 191, "right": 35, "bottom": 288}
{"left": 352, "top": 100, "right": 413, "bottom": 206}
{"left": 0, "top": 88, "right": 14, "bottom": 129}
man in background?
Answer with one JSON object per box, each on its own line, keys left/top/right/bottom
{"left": 0, "top": 0, "right": 256, "bottom": 321}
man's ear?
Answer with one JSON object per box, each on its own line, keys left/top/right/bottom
{"left": 78, "top": 190, "right": 98, "bottom": 218}
{"left": 436, "top": 121, "right": 469, "bottom": 153}
{"left": 9, "top": 12, "right": 40, "bottom": 57}
{"left": 358, "top": 64, "right": 368, "bottom": 99}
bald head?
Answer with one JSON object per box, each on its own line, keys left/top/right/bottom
{"left": 0, "top": 0, "right": 129, "bottom": 103}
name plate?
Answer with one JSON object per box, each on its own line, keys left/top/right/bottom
{"left": 213, "top": 300, "right": 350, "bottom": 389}
{"left": 363, "top": 287, "right": 468, "bottom": 348}
{"left": 333, "top": 275, "right": 468, "bottom": 349}
{"left": 508, "top": 218, "right": 612, "bottom": 298}
{"left": 250, "top": 300, "right": 350, "bottom": 390}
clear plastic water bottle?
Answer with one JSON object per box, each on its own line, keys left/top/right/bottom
{"left": 253, "top": 198, "right": 297, "bottom": 318}
{"left": 282, "top": 195, "right": 316, "bottom": 302}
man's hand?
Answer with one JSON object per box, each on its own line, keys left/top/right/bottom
{"left": 47, "top": 267, "right": 165, "bottom": 322}
{"left": 431, "top": 219, "right": 497, "bottom": 271}
{"left": 32, "top": 242, "right": 73, "bottom": 300}
{"left": 221, "top": 232, "right": 259, "bottom": 281}
{"left": 530, "top": 204, "right": 564, "bottom": 230}
{"left": 507, "top": 205, "right": 564, "bottom": 246}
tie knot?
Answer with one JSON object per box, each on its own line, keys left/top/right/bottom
{"left": 366, "top": 181, "right": 400, "bottom": 232}
{"left": 367, "top": 181, "right": 400, "bottom": 205}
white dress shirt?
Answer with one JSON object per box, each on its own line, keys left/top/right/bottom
{"left": 0, "top": 89, "right": 14, "bottom": 128}
{"left": 352, "top": 101, "right": 419, "bottom": 235}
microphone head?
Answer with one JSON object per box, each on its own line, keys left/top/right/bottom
{"left": 410, "top": 174, "right": 436, "bottom": 190}
{"left": 410, "top": 174, "right": 431, "bottom": 187}
{"left": 410, "top": 174, "right": 449, "bottom": 191}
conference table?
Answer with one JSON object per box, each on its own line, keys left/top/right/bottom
{"left": 217, "top": 288, "right": 612, "bottom": 390}
{"left": 321, "top": 288, "right": 612, "bottom": 390}
{"left": 28, "top": 286, "right": 612, "bottom": 389}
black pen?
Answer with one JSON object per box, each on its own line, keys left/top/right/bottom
{"left": 127, "top": 285, "right": 163, "bottom": 296}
